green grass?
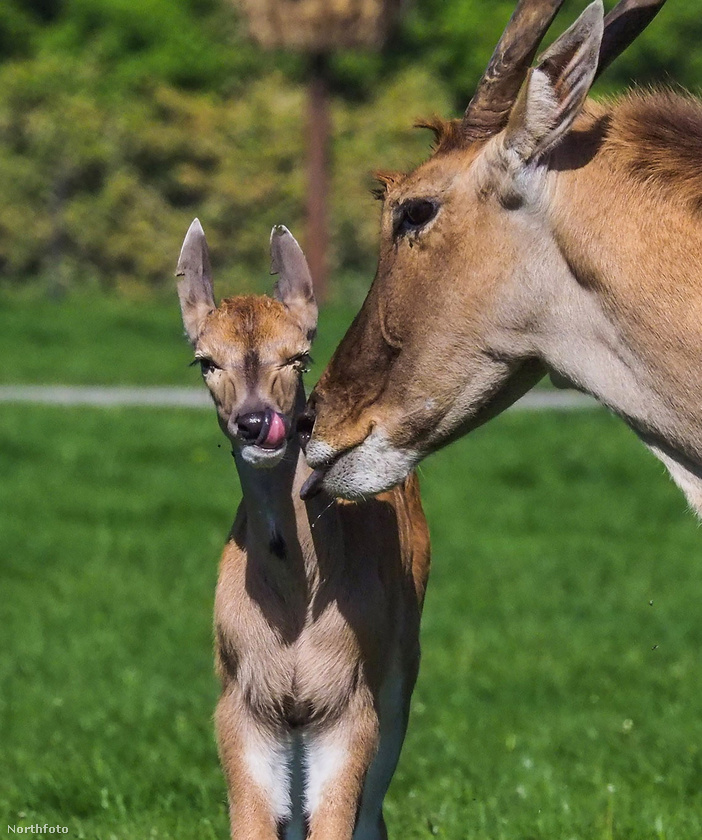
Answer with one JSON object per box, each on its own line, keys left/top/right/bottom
{"left": 0, "top": 290, "right": 358, "bottom": 387}
{"left": 2, "top": 403, "right": 701, "bottom": 839}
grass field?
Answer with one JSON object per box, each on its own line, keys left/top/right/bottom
{"left": 0, "top": 290, "right": 556, "bottom": 392}
{"left": 2, "top": 401, "right": 702, "bottom": 839}
{"left": 0, "top": 290, "right": 357, "bottom": 388}
{"left": 2, "top": 294, "right": 702, "bottom": 839}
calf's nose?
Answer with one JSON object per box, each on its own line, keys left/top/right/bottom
{"left": 236, "top": 411, "right": 266, "bottom": 443}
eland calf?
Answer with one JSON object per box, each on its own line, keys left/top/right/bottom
{"left": 175, "top": 220, "right": 430, "bottom": 840}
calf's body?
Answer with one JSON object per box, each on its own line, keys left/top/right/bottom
{"left": 217, "top": 436, "right": 428, "bottom": 839}
{"left": 176, "top": 220, "right": 430, "bottom": 840}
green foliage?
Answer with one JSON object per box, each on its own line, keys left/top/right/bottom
{"left": 613, "top": 2, "right": 702, "bottom": 94}
{"left": 396, "top": 0, "right": 702, "bottom": 101}
{"left": 0, "top": 0, "right": 698, "bottom": 293}
{"left": 0, "top": 3, "right": 38, "bottom": 59}
{"left": 36, "top": 0, "right": 256, "bottom": 92}
{"left": 331, "top": 66, "right": 451, "bottom": 274}
{"left": 0, "top": 58, "right": 446, "bottom": 292}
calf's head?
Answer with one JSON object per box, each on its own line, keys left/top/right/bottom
{"left": 177, "top": 219, "right": 317, "bottom": 469}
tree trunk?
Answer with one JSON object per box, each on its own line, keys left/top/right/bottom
{"left": 305, "top": 52, "right": 330, "bottom": 303}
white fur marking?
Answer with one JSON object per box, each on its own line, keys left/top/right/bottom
{"left": 645, "top": 443, "right": 702, "bottom": 518}
{"left": 239, "top": 442, "right": 287, "bottom": 468}
{"left": 304, "top": 732, "right": 348, "bottom": 818}
{"left": 323, "top": 429, "right": 419, "bottom": 500}
{"left": 244, "top": 729, "right": 292, "bottom": 823}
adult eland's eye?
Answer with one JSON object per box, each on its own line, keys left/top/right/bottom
{"left": 394, "top": 199, "right": 438, "bottom": 238}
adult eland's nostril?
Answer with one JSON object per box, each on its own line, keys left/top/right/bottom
{"left": 296, "top": 409, "right": 316, "bottom": 451}
{"left": 236, "top": 411, "right": 267, "bottom": 443}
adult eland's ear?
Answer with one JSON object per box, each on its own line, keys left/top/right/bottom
{"left": 270, "top": 225, "right": 318, "bottom": 341}
{"left": 176, "top": 218, "right": 216, "bottom": 345}
{"left": 503, "top": 0, "right": 605, "bottom": 162}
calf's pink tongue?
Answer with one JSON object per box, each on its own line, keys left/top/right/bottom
{"left": 260, "top": 411, "right": 287, "bottom": 449}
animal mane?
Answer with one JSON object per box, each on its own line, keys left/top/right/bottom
{"left": 597, "top": 88, "right": 702, "bottom": 213}
{"left": 414, "top": 116, "right": 466, "bottom": 155}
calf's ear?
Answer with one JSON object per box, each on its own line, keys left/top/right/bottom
{"left": 176, "top": 218, "right": 216, "bottom": 345}
{"left": 503, "top": 0, "right": 604, "bottom": 162}
{"left": 270, "top": 225, "right": 318, "bottom": 341}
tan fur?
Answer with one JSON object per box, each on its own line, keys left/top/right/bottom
{"left": 178, "top": 224, "right": 430, "bottom": 839}
{"left": 215, "top": 458, "right": 429, "bottom": 839}
{"left": 305, "top": 8, "right": 702, "bottom": 515}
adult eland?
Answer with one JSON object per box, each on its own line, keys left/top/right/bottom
{"left": 300, "top": 0, "right": 702, "bottom": 514}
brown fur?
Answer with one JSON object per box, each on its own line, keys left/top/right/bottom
{"left": 414, "top": 89, "right": 702, "bottom": 204}
{"left": 372, "top": 170, "right": 406, "bottom": 201}
{"left": 177, "top": 222, "right": 431, "bottom": 840}
{"left": 600, "top": 89, "right": 702, "bottom": 214}
{"left": 372, "top": 121, "right": 476, "bottom": 201}
{"left": 415, "top": 116, "right": 471, "bottom": 156}
{"left": 414, "top": 90, "right": 702, "bottom": 210}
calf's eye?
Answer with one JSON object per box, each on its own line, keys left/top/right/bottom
{"left": 287, "top": 352, "right": 312, "bottom": 373}
{"left": 190, "top": 357, "right": 219, "bottom": 376}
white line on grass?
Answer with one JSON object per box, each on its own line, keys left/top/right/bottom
{"left": 0, "top": 385, "right": 597, "bottom": 411}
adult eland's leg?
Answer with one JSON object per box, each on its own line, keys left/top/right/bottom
{"left": 354, "top": 658, "right": 415, "bottom": 840}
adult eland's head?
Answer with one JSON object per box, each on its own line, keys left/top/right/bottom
{"left": 301, "top": 0, "right": 670, "bottom": 501}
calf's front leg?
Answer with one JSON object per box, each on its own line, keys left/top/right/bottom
{"left": 306, "top": 691, "right": 381, "bottom": 840}
{"left": 216, "top": 685, "right": 290, "bottom": 840}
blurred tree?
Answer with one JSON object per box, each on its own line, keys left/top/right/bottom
{"left": 0, "top": 56, "right": 445, "bottom": 293}
{"left": 0, "top": 0, "right": 62, "bottom": 60}
{"left": 0, "top": 0, "right": 698, "bottom": 296}
{"left": 334, "top": 0, "right": 702, "bottom": 105}
{"left": 233, "top": 0, "right": 405, "bottom": 301}
{"left": 36, "top": 0, "right": 257, "bottom": 92}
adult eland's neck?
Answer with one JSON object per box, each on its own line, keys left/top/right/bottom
{"left": 536, "top": 126, "right": 702, "bottom": 512}
{"left": 550, "top": 137, "right": 702, "bottom": 428}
